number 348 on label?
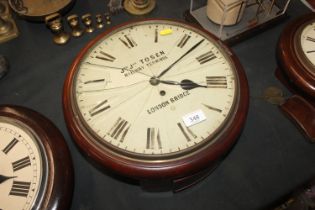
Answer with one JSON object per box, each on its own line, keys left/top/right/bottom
{"left": 182, "top": 110, "right": 207, "bottom": 127}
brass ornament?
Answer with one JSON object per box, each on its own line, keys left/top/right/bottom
{"left": 45, "top": 13, "right": 70, "bottom": 45}
{"left": 95, "top": 14, "right": 104, "bottom": 29}
{"left": 123, "top": 0, "right": 156, "bottom": 15}
{"left": 67, "top": 14, "right": 84, "bottom": 37}
{"left": 81, "top": 13, "right": 94, "bottom": 33}
{"left": 104, "top": 13, "right": 111, "bottom": 25}
{"left": 0, "top": 0, "right": 19, "bottom": 44}
{"left": 8, "top": 0, "right": 74, "bottom": 21}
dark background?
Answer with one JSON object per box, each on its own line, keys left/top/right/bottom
{"left": 1, "top": 0, "right": 315, "bottom": 209}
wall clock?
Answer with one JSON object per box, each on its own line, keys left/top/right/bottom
{"left": 0, "top": 105, "right": 73, "bottom": 209}
{"left": 63, "top": 19, "right": 249, "bottom": 192}
{"left": 276, "top": 13, "right": 315, "bottom": 142}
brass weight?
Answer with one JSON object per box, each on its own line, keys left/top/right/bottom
{"left": 45, "top": 13, "right": 70, "bottom": 45}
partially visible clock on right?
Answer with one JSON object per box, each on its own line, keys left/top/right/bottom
{"left": 276, "top": 13, "right": 315, "bottom": 142}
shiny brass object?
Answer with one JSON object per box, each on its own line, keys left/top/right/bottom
{"left": 8, "top": 0, "right": 75, "bottom": 21}
{"left": 262, "top": 86, "right": 285, "bottom": 105}
{"left": 67, "top": 14, "right": 84, "bottom": 37}
{"left": 104, "top": 13, "right": 111, "bottom": 25}
{"left": 95, "top": 14, "right": 104, "bottom": 29}
{"left": 45, "top": 13, "right": 70, "bottom": 45}
{"left": 82, "top": 13, "right": 94, "bottom": 33}
{"left": 124, "top": 0, "right": 156, "bottom": 15}
{"left": 0, "top": 0, "right": 19, "bottom": 44}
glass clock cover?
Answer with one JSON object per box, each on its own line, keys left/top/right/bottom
{"left": 63, "top": 19, "right": 249, "bottom": 183}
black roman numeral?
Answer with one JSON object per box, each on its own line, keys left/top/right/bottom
{"left": 155, "top": 28, "right": 158, "bottom": 43}
{"left": 12, "top": 156, "right": 31, "bottom": 172}
{"left": 84, "top": 79, "right": 105, "bottom": 84}
{"left": 95, "top": 51, "right": 116, "bottom": 62}
{"left": 306, "top": 36, "right": 315, "bottom": 42}
{"left": 9, "top": 181, "right": 31, "bottom": 197}
{"left": 146, "top": 128, "right": 162, "bottom": 149}
{"left": 108, "top": 117, "right": 130, "bottom": 142}
{"left": 202, "top": 103, "right": 222, "bottom": 113}
{"left": 177, "top": 122, "right": 197, "bottom": 142}
{"left": 89, "top": 99, "right": 111, "bottom": 117}
{"left": 196, "top": 51, "right": 217, "bottom": 64}
{"left": 206, "top": 76, "right": 227, "bottom": 88}
{"left": 119, "top": 35, "right": 137, "bottom": 48}
{"left": 177, "top": 34, "right": 191, "bottom": 48}
{"left": 2, "top": 138, "right": 19, "bottom": 154}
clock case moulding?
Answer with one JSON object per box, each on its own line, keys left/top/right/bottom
{"left": 63, "top": 18, "right": 250, "bottom": 192}
{"left": 276, "top": 13, "right": 315, "bottom": 142}
{"left": 0, "top": 105, "right": 74, "bottom": 209}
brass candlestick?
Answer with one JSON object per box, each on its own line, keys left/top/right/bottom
{"left": 45, "top": 13, "right": 70, "bottom": 45}
{"left": 124, "top": 0, "right": 156, "bottom": 15}
{"left": 67, "top": 14, "right": 84, "bottom": 37}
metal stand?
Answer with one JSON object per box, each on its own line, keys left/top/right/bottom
{"left": 188, "top": 0, "right": 291, "bottom": 45}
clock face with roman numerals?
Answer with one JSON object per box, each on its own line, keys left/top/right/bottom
{"left": 64, "top": 19, "right": 248, "bottom": 184}
{"left": 298, "top": 20, "right": 315, "bottom": 75}
{"left": 277, "top": 13, "right": 315, "bottom": 99}
{"left": 0, "top": 117, "right": 47, "bottom": 210}
{"left": 0, "top": 106, "right": 73, "bottom": 209}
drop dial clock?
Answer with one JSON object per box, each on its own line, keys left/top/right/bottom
{"left": 0, "top": 105, "right": 73, "bottom": 209}
{"left": 276, "top": 13, "right": 315, "bottom": 141}
{"left": 63, "top": 19, "right": 249, "bottom": 191}
{"left": 277, "top": 13, "right": 315, "bottom": 99}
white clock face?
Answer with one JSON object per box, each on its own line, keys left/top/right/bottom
{"left": 73, "top": 20, "right": 238, "bottom": 158}
{"left": 0, "top": 119, "right": 46, "bottom": 210}
{"left": 300, "top": 21, "right": 315, "bottom": 73}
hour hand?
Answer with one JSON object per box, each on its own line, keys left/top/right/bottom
{"left": 0, "top": 174, "right": 16, "bottom": 184}
{"left": 180, "top": 79, "right": 207, "bottom": 90}
{"left": 159, "top": 79, "right": 207, "bottom": 90}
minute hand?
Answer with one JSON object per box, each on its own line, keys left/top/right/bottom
{"left": 157, "top": 39, "right": 205, "bottom": 78}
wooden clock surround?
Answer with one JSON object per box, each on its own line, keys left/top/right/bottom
{"left": 0, "top": 105, "right": 74, "bottom": 209}
{"left": 62, "top": 19, "right": 249, "bottom": 192}
{"left": 276, "top": 13, "right": 315, "bottom": 142}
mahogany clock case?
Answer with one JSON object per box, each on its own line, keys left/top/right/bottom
{"left": 277, "top": 12, "right": 315, "bottom": 101}
{"left": 0, "top": 105, "right": 74, "bottom": 210}
{"left": 62, "top": 18, "right": 249, "bottom": 190}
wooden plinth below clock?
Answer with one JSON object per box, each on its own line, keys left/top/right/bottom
{"left": 63, "top": 19, "right": 249, "bottom": 192}
{"left": 276, "top": 13, "right": 315, "bottom": 142}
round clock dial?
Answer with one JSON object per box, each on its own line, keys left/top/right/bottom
{"left": 0, "top": 106, "right": 73, "bottom": 209}
{"left": 298, "top": 20, "right": 315, "bottom": 75}
{"left": 277, "top": 13, "right": 315, "bottom": 99}
{"left": 0, "top": 119, "right": 46, "bottom": 210}
{"left": 63, "top": 19, "right": 249, "bottom": 190}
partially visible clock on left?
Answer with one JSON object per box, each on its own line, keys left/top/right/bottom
{"left": 0, "top": 105, "right": 73, "bottom": 210}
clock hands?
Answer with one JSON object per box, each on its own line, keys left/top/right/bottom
{"left": 0, "top": 174, "right": 16, "bottom": 184}
{"left": 157, "top": 39, "right": 205, "bottom": 79}
{"left": 158, "top": 79, "right": 207, "bottom": 90}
